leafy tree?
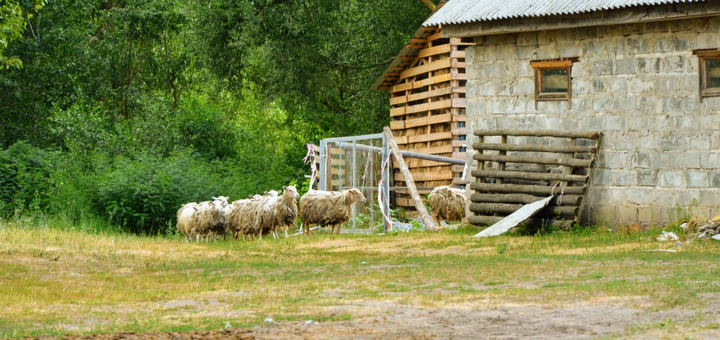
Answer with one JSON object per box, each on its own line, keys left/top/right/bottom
{"left": 192, "top": 0, "right": 437, "bottom": 137}
{"left": 0, "top": 0, "right": 439, "bottom": 233}
{"left": 0, "top": 0, "right": 42, "bottom": 68}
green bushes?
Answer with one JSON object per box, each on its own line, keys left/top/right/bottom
{"left": 0, "top": 138, "right": 306, "bottom": 235}
{"left": 94, "top": 152, "right": 226, "bottom": 234}
{"left": 0, "top": 142, "right": 55, "bottom": 217}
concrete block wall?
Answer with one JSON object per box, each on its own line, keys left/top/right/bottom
{"left": 464, "top": 18, "right": 720, "bottom": 225}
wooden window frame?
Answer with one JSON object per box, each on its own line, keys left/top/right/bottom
{"left": 530, "top": 58, "right": 578, "bottom": 110}
{"left": 693, "top": 49, "right": 720, "bottom": 102}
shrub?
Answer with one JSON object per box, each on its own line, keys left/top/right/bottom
{"left": 0, "top": 142, "right": 55, "bottom": 217}
{"left": 93, "top": 151, "right": 224, "bottom": 234}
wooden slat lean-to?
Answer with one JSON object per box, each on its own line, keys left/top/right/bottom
{"left": 374, "top": 23, "right": 474, "bottom": 210}
{"left": 469, "top": 129, "right": 601, "bottom": 228}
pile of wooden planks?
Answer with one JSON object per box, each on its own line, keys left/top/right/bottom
{"left": 381, "top": 26, "right": 474, "bottom": 209}
{"left": 468, "top": 129, "right": 601, "bottom": 228}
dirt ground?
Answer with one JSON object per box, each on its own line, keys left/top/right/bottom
{"left": 21, "top": 298, "right": 720, "bottom": 340}
{"left": 251, "top": 301, "right": 720, "bottom": 340}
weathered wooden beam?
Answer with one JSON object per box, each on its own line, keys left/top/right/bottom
{"left": 469, "top": 203, "right": 578, "bottom": 217}
{"left": 530, "top": 60, "right": 573, "bottom": 68}
{"left": 469, "top": 215, "right": 573, "bottom": 228}
{"left": 471, "top": 170, "right": 588, "bottom": 183}
{"left": 390, "top": 99, "right": 452, "bottom": 116}
{"left": 403, "top": 113, "right": 453, "bottom": 129}
{"left": 406, "top": 131, "right": 453, "bottom": 144}
{"left": 427, "top": 31, "right": 443, "bottom": 41}
{"left": 417, "top": 44, "right": 452, "bottom": 58}
{"left": 450, "top": 50, "right": 466, "bottom": 59}
{"left": 389, "top": 87, "right": 453, "bottom": 105}
{"left": 473, "top": 143, "right": 597, "bottom": 153}
{"left": 395, "top": 171, "right": 454, "bottom": 182}
{"left": 473, "top": 129, "right": 599, "bottom": 139}
{"left": 400, "top": 58, "right": 452, "bottom": 80}
{"left": 470, "top": 182, "right": 585, "bottom": 195}
{"left": 384, "top": 127, "right": 438, "bottom": 231}
{"left": 470, "top": 193, "right": 582, "bottom": 206}
{"left": 390, "top": 73, "right": 455, "bottom": 93}
{"left": 409, "top": 145, "right": 454, "bottom": 155}
{"left": 473, "top": 154, "right": 593, "bottom": 167}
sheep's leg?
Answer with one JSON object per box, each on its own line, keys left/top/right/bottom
{"left": 285, "top": 226, "right": 288, "bottom": 237}
{"left": 337, "top": 224, "right": 342, "bottom": 235}
{"left": 331, "top": 225, "right": 335, "bottom": 235}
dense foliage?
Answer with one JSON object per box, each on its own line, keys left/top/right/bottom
{"left": 0, "top": 0, "right": 436, "bottom": 233}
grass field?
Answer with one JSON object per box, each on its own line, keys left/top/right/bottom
{"left": 1, "top": 217, "right": 719, "bottom": 339}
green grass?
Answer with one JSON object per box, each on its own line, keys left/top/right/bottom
{"left": 1, "top": 216, "right": 719, "bottom": 338}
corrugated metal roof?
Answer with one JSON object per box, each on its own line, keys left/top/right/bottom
{"left": 424, "top": 0, "right": 705, "bottom": 26}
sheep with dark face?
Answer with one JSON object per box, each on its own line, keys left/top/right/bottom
{"left": 299, "top": 188, "right": 366, "bottom": 235}
{"left": 427, "top": 186, "right": 466, "bottom": 223}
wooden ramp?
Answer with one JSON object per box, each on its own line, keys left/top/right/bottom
{"left": 468, "top": 129, "right": 601, "bottom": 228}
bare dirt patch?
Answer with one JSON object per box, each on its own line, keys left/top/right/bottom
{"left": 249, "top": 302, "right": 714, "bottom": 340}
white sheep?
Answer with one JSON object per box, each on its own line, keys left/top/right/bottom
{"left": 273, "top": 186, "right": 300, "bottom": 237}
{"left": 193, "top": 199, "right": 226, "bottom": 242}
{"left": 299, "top": 188, "right": 366, "bottom": 235}
{"left": 176, "top": 202, "right": 199, "bottom": 241}
{"left": 427, "top": 186, "right": 466, "bottom": 223}
{"left": 228, "top": 199, "right": 254, "bottom": 240}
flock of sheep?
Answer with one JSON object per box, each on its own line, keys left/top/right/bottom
{"left": 175, "top": 186, "right": 368, "bottom": 241}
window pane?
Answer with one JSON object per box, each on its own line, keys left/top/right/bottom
{"left": 540, "top": 69, "right": 568, "bottom": 93}
{"left": 707, "top": 59, "right": 720, "bottom": 89}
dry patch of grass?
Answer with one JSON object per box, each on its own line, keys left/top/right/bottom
{"left": 1, "top": 223, "right": 719, "bottom": 338}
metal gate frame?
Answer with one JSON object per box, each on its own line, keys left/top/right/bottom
{"left": 318, "top": 133, "right": 390, "bottom": 233}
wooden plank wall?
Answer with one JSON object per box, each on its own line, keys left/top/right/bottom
{"left": 382, "top": 28, "right": 474, "bottom": 210}
{"left": 468, "top": 130, "right": 601, "bottom": 228}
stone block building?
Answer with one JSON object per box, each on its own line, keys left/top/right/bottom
{"left": 424, "top": 0, "right": 720, "bottom": 224}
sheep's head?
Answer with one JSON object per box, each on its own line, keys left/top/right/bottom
{"left": 283, "top": 186, "right": 300, "bottom": 199}
{"left": 211, "top": 200, "right": 224, "bottom": 214}
{"left": 346, "top": 188, "right": 366, "bottom": 203}
{"left": 265, "top": 190, "right": 280, "bottom": 197}
{"left": 212, "top": 196, "right": 229, "bottom": 207}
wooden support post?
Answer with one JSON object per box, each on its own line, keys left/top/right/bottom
{"left": 575, "top": 134, "right": 602, "bottom": 226}
{"left": 496, "top": 135, "right": 507, "bottom": 184}
{"left": 384, "top": 127, "right": 438, "bottom": 231}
